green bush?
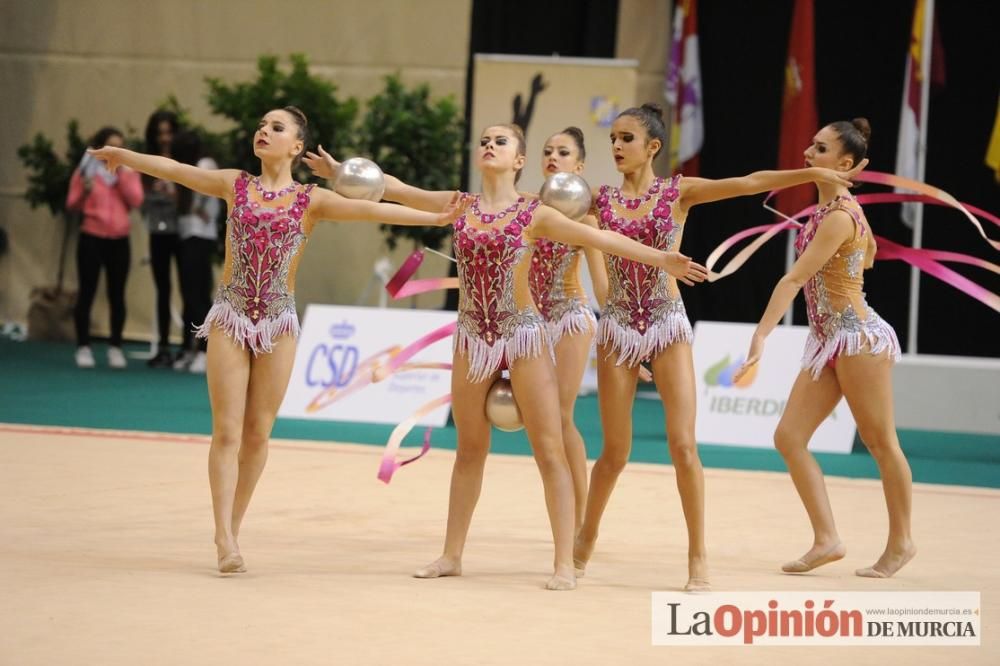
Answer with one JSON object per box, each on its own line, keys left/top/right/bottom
{"left": 16, "top": 120, "right": 88, "bottom": 218}
{"left": 17, "top": 54, "right": 463, "bottom": 269}
{"left": 205, "top": 54, "right": 358, "bottom": 181}
{"left": 15, "top": 120, "right": 91, "bottom": 290}
{"left": 357, "top": 75, "right": 464, "bottom": 251}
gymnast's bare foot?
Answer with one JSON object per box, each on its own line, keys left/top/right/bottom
{"left": 216, "top": 538, "right": 245, "bottom": 574}
{"left": 782, "top": 540, "right": 846, "bottom": 573}
{"left": 573, "top": 535, "right": 595, "bottom": 577}
{"left": 546, "top": 564, "right": 577, "bottom": 591}
{"left": 414, "top": 556, "right": 462, "bottom": 579}
{"left": 684, "top": 555, "right": 711, "bottom": 592}
{"left": 856, "top": 542, "right": 916, "bottom": 578}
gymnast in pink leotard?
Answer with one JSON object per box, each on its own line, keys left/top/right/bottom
{"left": 735, "top": 118, "right": 915, "bottom": 579}
{"left": 305, "top": 123, "right": 708, "bottom": 590}
{"left": 91, "top": 106, "right": 466, "bottom": 574}
{"left": 573, "top": 103, "right": 866, "bottom": 592}
{"left": 525, "top": 127, "right": 609, "bottom": 533}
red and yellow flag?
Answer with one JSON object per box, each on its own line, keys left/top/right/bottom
{"left": 775, "top": 0, "right": 817, "bottom": 218}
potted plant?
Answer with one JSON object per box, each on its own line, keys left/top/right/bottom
{"left": 355, "top": 74, "right": 464, "bottom": 252}
{"left": 205, "top": 54, "right": 359, "bottom": 181}
{"left": 16, "top": 120, "right": 88, "bottom": 340}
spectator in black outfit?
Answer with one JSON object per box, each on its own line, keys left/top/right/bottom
{"left": 172, "top": 130, "right": 219, "bottom": 373}
{"left": 142, "top": 110, "right": 182, "bottom": 367}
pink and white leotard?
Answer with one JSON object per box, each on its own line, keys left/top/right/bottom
{"left": 453, "top": 195, "right": 552, "bottom": 383}
{"left": 594, "top": 174, "right": 692, "bottom": 366}
{"left": 528, "top": 237, "right": 596, "bottom": 346}
{"left": 195, "top": 172, "right": 315, "bottom": 354}
{"left": 796, "top": 194, "right": 900, "bottom": 379}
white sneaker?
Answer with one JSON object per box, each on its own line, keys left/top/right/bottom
{"left": 75, "top": 346, "right": 95, "bottom": 368}
{"left": 107, "top": 346, "right": 127, "bottom": 369}
{"left": 187, "top": 351, "right": 207, "bottom": 374}
{"left": 172, "top": 351, "right": 195, "bottom": 370}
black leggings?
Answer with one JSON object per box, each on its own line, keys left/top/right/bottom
{"left": 75, "top": 232, "right": 130, "bottom": 347}
{"left": 177, "top": 237, "right": 215, "bottom": 352}
{"left": 149, "top": 232, "right": 181, "bottom": 347}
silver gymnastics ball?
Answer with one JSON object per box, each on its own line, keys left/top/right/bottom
{"left": 539, "top": 172, "right": 592, "bottom": 220}
{"left": 485, "top": 377, "right": 524, "bottom": 432}
{"left": 333, "top": 157, "right": 386, "bottom": 201}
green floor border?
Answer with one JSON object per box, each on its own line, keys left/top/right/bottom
{"left": 1, "top": 338, "right": 997, "bottom": 488}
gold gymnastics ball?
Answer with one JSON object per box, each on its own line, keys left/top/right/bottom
{"left": 539, "top": 172, "right": 592, "bottom": 220}
{"left": 333, "top": 157, "right": 386, "bottom": 201}
{"left": 485, "top": 377, "right": 524, "bottom": 432}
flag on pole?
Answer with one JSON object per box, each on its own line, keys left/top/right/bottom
{"left": 665, "top": 0, "right": 703, "bottom": 176}
{"left": 775, "top": 0, "right": 817, "bottom": 218}
{"left": 986, "top": 95, "right": 1000, "bottom": 182}
{"left": 894, "top": 0, "right": 941, "bottom": 227}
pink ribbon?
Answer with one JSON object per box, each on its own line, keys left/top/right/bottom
{"left": 385, "top": 249, "right": 460, "bottom": 299}
{"left": 385, "top": 250, "right": 425, "bottom": 294}
{"left": 377, "top": 393, "right": 453, "bottom": 484}
{"left": 852, "top": 172, "right": 1000, "bottom": 251}
{"left": 371, "top": 252, "right": 465, "bottom": 482}
{"left": 706, "top": 171, "right": 999, "bottom": 312}
{"left": 303, "top": 320, "right": 457, "bottom": 482}
{"left": 874, "top": 236, "right": 1000, "bottom": 311}
{"left": 762, "top": 172, "right": 1000, "bottom": 249}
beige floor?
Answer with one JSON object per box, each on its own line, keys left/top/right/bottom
{"left": 0, "top": 424, "right": 996, "bottom": 665}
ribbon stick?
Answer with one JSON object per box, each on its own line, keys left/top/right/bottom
{"left": 390, "top": 277, "right": 460, "bottom": 299}
{"left": 385, "top": 249, "right": 460, "bottom": 299}
{"left": 385, "top": 250, "right": 425, "bottom": 295}
{"left": 378, "top": 393, "right": 453, "bottom": 484}
{"left": 424, "top": 246, "right": 458, "bottom": 263}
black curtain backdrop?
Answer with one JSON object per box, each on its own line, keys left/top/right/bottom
{"left": 684, "top": 0, "right": 999, "bottom": 357}
{"left": 461, "top": 1, "right": 998, "bottom": 357}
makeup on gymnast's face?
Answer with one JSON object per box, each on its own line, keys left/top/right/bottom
{"left": 804, "top": 125, "right": 849, "bottom": 170}
{"left": 254, "top": 110, "right": 302, "bottom": 162}
{"left": 542, "top": 134, "right": 584, "bottom": 176}
{"left": 609, "top": 115, "right": 650, "bottom": 173}
{"left": 478, "top": 127, "right": 524, "bottom": 175}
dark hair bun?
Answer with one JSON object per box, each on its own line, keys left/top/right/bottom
{"left": 559, "top": 126, "right": 586, "bottom": 160}
{"left": 851, "top": 117, "right": 871, "bottom": 143}
{"left": 640, "top": 103, "right": 665, "bottom": 120}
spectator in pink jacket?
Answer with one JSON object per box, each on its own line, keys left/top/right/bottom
{"left": 66, "top": 126, "right": 143, "bottom": 368}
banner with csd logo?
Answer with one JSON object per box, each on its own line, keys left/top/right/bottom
{"left": 692, "top": 321, "right": 856, "bottom": 454}
{"left": 278, "top": 305, "right": 455, "bottom": 427}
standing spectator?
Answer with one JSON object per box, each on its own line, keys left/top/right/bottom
{"left": 142, "top": 110, "right": 182, "bottom": 367}
{"left": 66, "top": 127, "right": 143, "bottom": 368}
{"left": 172, "top": 130, "right": 219, "bottom": 373}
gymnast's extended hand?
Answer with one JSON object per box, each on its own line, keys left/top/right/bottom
{"left": 733, "top": 332, "right": 764, "bottom": 383}
{"left": 303, "top": 145, "right": 341, "bottom": 180}
{"left": 435, "top": 192, "right": 470, "bottom": 227}
{"left": 86, "top": 146, "right": 126, "bottom": 173}
{"left": 662, "top": 252, "right": 709, "bottom": 286}
{"left": 815, "top": 158, "right": 869, "bottom": 189}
